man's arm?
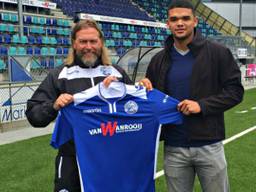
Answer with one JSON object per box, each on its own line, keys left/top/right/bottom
{"left": 198, "top": 46, "right": 244, "bottom": 116}
{"left": 26, "top": 72, "right": 61, "bottom": 127}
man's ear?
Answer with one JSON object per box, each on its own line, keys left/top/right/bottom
{"left": 194, "top": 16, "right": 198, "bottom": 28}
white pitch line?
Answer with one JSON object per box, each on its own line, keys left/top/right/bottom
{"left": 155, "top": 125, "right": 256, "bottom": 179}
{"left": 222, "top": 125, "right": 256, "bottom": 144}
{"left": 235, "top": 110, "right": 248, "bottom": 113}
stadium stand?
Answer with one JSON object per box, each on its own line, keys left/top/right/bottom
{"left": 0, "top": 0, "right": 254, "bottom": 75}
{"left": 133, "top": 0, "right": 219, "bottom": 36}
{"left": 52, "top": 0, "right": 155, "bottom": 21}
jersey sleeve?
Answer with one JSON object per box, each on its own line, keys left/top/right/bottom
{"left": 50, "top": 106, "right": 74, "bottom": 149}
{"left": 148, "top": 89, "right": 183, "bottom": 125}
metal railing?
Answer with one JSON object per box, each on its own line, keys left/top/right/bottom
{"left": 191, "top": 0, "right": 256, "bottom": 48}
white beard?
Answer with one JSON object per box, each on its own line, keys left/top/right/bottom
{"left": 77, "top": 53, "right": 99, "bottom": 67}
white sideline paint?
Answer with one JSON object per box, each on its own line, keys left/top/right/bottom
{"left": 155, "top": 125, "right": 256, "bottom": 179}
{"left": 222, "top": 125, "right": 256, "bottom": 145}
{"left": 235, "top": 110, "right": 248, "bottom": 113}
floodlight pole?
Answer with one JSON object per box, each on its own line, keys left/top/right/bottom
{"left": 239, "top": 0, "right": 243, "bottom": 36}
{"left": 18, "top": 0, "right": 24, "bottom": 36}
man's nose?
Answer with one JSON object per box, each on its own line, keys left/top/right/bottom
{"left": 83, "top": 42, "right": 93, "bottom": 49}
{"left": 177, "top": 19, "right": 184, "bottom": 26}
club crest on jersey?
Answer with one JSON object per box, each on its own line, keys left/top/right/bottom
{"left": 124, "top": 100, "right": 138, "bottom": 114}
{"left": 100, "top": 66, "right": 112, "bottom": 76}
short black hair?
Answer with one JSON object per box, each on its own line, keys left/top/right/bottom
{"left": 167, "top": 0, "right": 195, "bottom": 15}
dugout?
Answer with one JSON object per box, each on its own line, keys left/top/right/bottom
{"left": 117, "top": 47, "right": 163, "bottom": 83}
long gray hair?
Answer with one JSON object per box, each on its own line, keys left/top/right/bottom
{"left": 65, "top": 19, "right": 111, "bottom": 66}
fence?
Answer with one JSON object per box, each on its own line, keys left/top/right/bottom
{"left": 0, "top": 82, "right": 39, "bottom": 124}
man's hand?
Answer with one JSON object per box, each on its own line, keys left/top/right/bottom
{"left": 177, "top": 99, "right": 201, "bottom": 115}
{"left": 103, "top": 76, "right": 118, "bottom": 88}
{"left": 138, "top": 78, "right": 153, "bottom": 91}
{"left": 53, "top": 93, "right": 74, "bottom": 110}
{"left": 102, "top": 76, "right": 153, "bottom": 91}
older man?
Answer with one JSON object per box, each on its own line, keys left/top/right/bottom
{"left": 26, "top": 20, "right": 132, "bottom": 191}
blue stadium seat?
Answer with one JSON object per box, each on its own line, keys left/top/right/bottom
{"left": 12, "top": 34, "right": 20, "bottom": 44}
{"left": 42, "top": 36, "right": 50, "bottom": 44}
{"left": 121, "top": 31, "right": 129, "bottom": 38}
{"left": 41, "top": 47, "right": 49, "bottom": 55}
{"left": 49, "top": 58, "right": 55, "bottom": 68}
{"left": 0, "top": 59, "right": 6, "bottom": 70}
{"left": 31, "top": 59, "right": 40, "bottom": 69}
{"left": 24, "top": 15, "right": 32, "bottom": 24}
{"left": 49, "top": 47, "right": 56, "bottom": 55}
{"left": 47, "top": 28, "right": 57, "bottom": 35}
{"left": 40, "top": 59, "right": 48, "bottom": 68}
{"left": 63, "top": 37, "right": 70, "bottom": 45}
{"left": 151, "top": 34, "right": 157, "bottom": 40}
{"left": 39, "top": 17, "right": 46, "bottom": 25}
{"left": 116, "top": 47, "right": 126, "bottom": 56}
{"left": 56, "top": 47, "right": 63, "bottom": 55}
{"left": 63, "top": 28, "right": 70, "bottom": 36}
{"left": 28, "top": 35, "right": 36, "bottom": 44}
{"left": 147, "top": 41, "right": 154, "bottom": 46}
{"left": 57, "top": 28, "right": 64, "bottom": 35}
{"left": 0, "top": 24, "right": 7, "bottom": 32}
{"left": 139, "top": 41, "right": 147, "bottom": 46}
{"left": 2, "top": 13, "right": 10, "bottom": 21}
{"left": 30, "top": 26, "right": 37, "bottom": 34}
{"left": 23, "top": 26, "right": 29, "bottom": 35}
{"left": 20, "top": 36, "right": 28, "bottom": 44}
{"left": 17, "top": 47, "right": 26, "bottom": 55}
{"left": 57, "top": 19, "right": 64, "bottom": 26}
{"left": 55, "top": 58, "right": 63, "bottom": 67}
{"left": 4, "top": 34, "right": 11, "bottom": 44}
{"left": 0, "top": 46, "right": 8, "bottom": 56}
{"left": 37, "top": 27, "right": 45, "bottom": 34}
{"left": 10, "top": 14, "right": 18, "bottom": 22}
{"left": 50, "top": 37, "right": 57, "bottom": 45}
{"left": 32, "top": 16, "right": 39, "bottom": 24}
{"left": 9, "top": 46, "right": 17, "bottom": 56}
{"left": 52, "top": 18, "right": 57, "bottom": 26}
{"left": 132, "top": 40, "right": 139, "bottom": 47}
{"left": 63, "top": 47, "right": 69, "bottom": 55}
{"left": 144, "top": 34, "right": 152, "bottom": 40}
{"left": 8, "top": 24, "right": 15, "bottom": 33}
{"left": 63, "top": 19, "right": 70, "bottom": 27}
{"left": 113, "top": 39, "right": 122, "bottom": 47}
{"left": 137, "top": 33, "right": 144, "bottom": 40}
{"left": 36, "top": 36, "right": 43, "bottom": 44}
{"left": 46, "top": 28, "right": 52, "bottom": 35}
{"left": 34, "top": 47, "right": 41, "bottom": 55}
{"left": 154, "top": 42, "right": 162, "bottom": 47}
{"left": 51, "top": 28, "right": 57, "bottom": 35}
{"left": 57, "top": 37, "right": 63, "bottom": 45}
{"left": 27, "top": 47, "right": 34, "bottom": 55}
{"left": 46, "top": 18, "right": 52, "bottom": 25}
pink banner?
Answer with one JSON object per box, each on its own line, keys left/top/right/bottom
{"left": 246, "top": 64, "right": 256, "bottom": 77}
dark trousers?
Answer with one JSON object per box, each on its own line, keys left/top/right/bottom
{"left": 54, "top": 154, "right": 81, "bottom": 192}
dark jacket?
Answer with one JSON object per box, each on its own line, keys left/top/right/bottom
{"left": 146, "top": 30, "right": 244, "bottom": 141}
{"left": 26, "top": 58, "right": 132, "bottom": 155}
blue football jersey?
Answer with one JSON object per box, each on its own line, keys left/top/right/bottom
{"left": 51, "top": 82, "right": 182, "bottom": 192}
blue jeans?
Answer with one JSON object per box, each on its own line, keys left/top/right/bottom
{"left": 164, "top": 142, "right": 229, "bottom": 192}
